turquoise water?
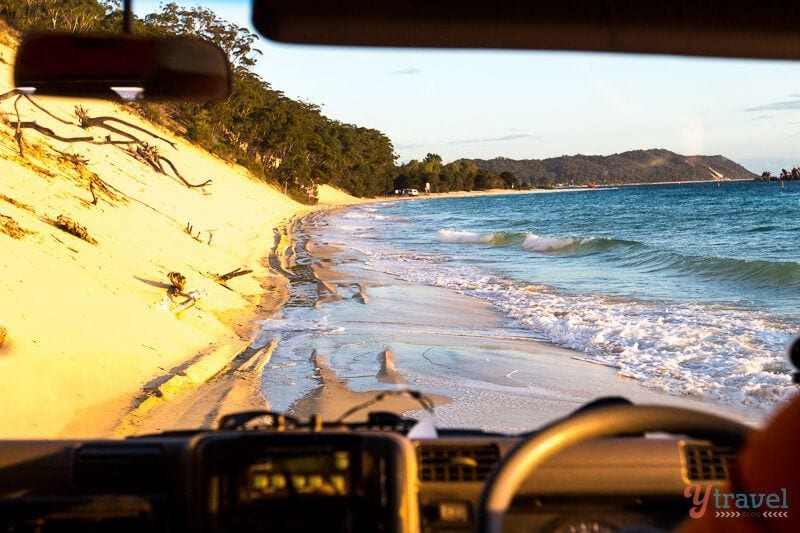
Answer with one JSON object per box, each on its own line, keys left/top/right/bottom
{"left": 325, "top": 181, "right": 799, "bottom": 409}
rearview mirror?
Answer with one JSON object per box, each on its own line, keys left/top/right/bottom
{"left": 253, "top": 0, "right": 800, "bottom": 60}
{"left": 14, "top": 33, "right": 232, "bottom": 102}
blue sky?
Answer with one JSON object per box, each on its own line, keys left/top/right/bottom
{"left": 137, "top": 0, "right": 800, "bottom": 172}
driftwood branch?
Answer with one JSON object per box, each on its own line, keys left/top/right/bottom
{"left": 185, "top": 222, "right": 217, "bottom": 244}
{"left": 24, "top": 96, "right": 76, "bottom": 125}
{"left": 1, "top": 94, "right": 209, "bottom": 190}
{"left": 1, "top": 90, "right": 77, "bottom": 125}
{"left": 129, "top": 144, "right": 211, "bottom": 188}
{"left": 12, "top": 95, "right": 23, "bottom": 156}
{"left": 216, "top": 267, "right": 253, "bottom": 282}
{"left": 51, "top": 214, "right": 96, "bottom": 244}
{"left": 210, "top": 267, "right": 253, "bottom": 290}
{"left": 167, "top": 271, "right": 186, "bottom": 293}
{"left": 0, "top": 89, "right": 21, "bottom": 103}
{"left": 75, "top": 106, "right": 177, "bottom": 148}
{"left": 159, "top": 153, "right": 212, "bottom": 188}
{"left": 89, "top": 180, "right": 98, "bottom": 205}
{"left": 8, "top": 121, "right": 94, "bottom": 143}
{"left": 165, "top": 271, "right": 205, "bottom": 314}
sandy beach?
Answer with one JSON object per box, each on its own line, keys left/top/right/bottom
{"left": 244, "top": 211, "right": 768, "bottom": 433}
{"left": 0, "top": 27, "right": 777, "bottom": 438}
{"left": 0, "top": 67, "right": 584, "bottom": 439}
{"left": 0, "top": 26, "right": 380, "bottom": 438}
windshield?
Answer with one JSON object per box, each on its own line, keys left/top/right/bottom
{"left": 0, "top": 0, "right": 795, "bottom": 437}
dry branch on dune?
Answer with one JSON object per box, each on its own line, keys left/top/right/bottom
{"left": 211, "top": 267, "right": 253, "bottom": 289}
{"left": 54, "top": 150, "right": 121, "bottom": 206}
{"left": 126, "top": 143, "right": 212, "bottom": 188}
{"left": 185, "top": 222, "right": 216, "bottom": 244}
{"left": 165, "top": 271, "right": 206, "bottom": 314}
{"left": 0, "top": 193, "right": 33, "bottom": 212}
{"left": 1, "top": 94, "right": 210, "bottom": 190}
{"left": 50, "top": 214, "right": 96, "bottom": 244}
{"left": 167, "top": 271, "right": 187, "bottom": 293}
{"left": 0, "top": 213, "right": 30, "bottom": 239}
{"left": 74, "top": 105, "right": 176, "bottom": 148}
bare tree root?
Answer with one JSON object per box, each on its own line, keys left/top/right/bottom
{"left": 1, "top": 213, "right": 31, "bottom": 239}
{"left": 1, "top": 94, "right": 209, "bottom": 190}
{"left": 24, "top": 95, "right": 76, "bottom": 126}
{"left": 159, "top": 153, "right": 212, "bottom": 188}
{"left": 8, "top": 121, "right": 94, "bottom": 143}
{"left": 128, "top": 143, "right": 212, "bottom": 188}
{"left": 12, "top": 95, "right": 23, "bottom": 156}
{"left": 0, "top": 89, "right": 21, "bottom": 103}
{"left": 75, "top": 105, "right": 177, "bottom": 148}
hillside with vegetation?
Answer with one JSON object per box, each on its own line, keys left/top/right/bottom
{"left": 0, "top": 0, "right": 397, "bottom": 203}
{"left": 469, "top": 149, "right": 757, "bottom": 188}
{"left": 0, "top": 2, "right": 758, "bottom": 198}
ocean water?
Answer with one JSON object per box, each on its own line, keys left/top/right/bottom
{"left": 324, "top": 181, "right": 799, "bottom": 410}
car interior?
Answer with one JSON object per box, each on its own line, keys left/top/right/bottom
{"left": 1, "top": 1, "right": 799, "bottom": 532}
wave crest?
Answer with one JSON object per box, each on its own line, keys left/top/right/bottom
{"left": 522, "top": 233, "right": 585, "bottom": 252}
{"left": 437, "top": 229, "right": 494, "bottom": 243}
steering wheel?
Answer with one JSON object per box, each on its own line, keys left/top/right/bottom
{"left": 477, "top": 404, "right": 752, "bottom": 533}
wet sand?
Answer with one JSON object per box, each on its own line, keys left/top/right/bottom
{"left": 255, "top": 211, "right": 766, "bottom": 433}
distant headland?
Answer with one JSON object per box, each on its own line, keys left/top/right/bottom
{"left": 467, "top": 149, "right": 757, "bottom": 189}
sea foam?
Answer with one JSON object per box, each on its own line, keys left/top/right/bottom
{"left": 437, "top": 229, "right": 495, "bottom": 243}
{"left": 521, "top": 233, "right": 585, "bottom": 251}
{"left": 359, "top": 248, "right": 794, "bottom": 410}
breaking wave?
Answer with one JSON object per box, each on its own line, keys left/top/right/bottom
{"left": 436, "top": 227, "right": 800, "bottom": 289}
{"left": 359, "top": 248, "right": 795, "bottom": 410}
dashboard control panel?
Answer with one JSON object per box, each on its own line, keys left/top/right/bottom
{"left": 193, "top": 432, "right": 418, "bottom": 532}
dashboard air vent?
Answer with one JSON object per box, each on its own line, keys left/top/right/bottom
{"left": 682, "top": 443, "right": 735, "bottom": 481}
{"left": 74, "top": 444, "right": 165, "bottom": 492}
{"left": 417, "top": 444, "right": 500, "bottom": 482}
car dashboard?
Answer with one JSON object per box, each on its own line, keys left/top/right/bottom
{"left": 0, "top": 424, "right": 733, "bottom": 532}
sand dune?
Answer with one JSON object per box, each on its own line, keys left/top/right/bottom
{"left": 0, "top": 34, "right": 363, "bottom": 437}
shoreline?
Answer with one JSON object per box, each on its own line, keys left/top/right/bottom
{"left": 0, "top": 33, "right": 367, "bottom": 438}
{"left": 116, "top": 179, "right": 782, "bottom": 436}
{"left": 363, "top": 177, "right": 760, "bottom": 203}
{"left": 109, "top": 196, "right": 371, "bottom": 436}
{"left": 113, "top": 190, "right": 384, "bottom": 436}
{"left": 261, "top": 205, "right": 768, "bottom": 431}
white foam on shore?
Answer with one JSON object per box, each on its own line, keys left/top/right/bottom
{"left": 357, "top": 248, "right": 794, "bottom": 410}
{"left": 343, "top": 210, "right": 410, "bottom": 222}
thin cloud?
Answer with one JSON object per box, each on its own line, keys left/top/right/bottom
{"left": 396, "top": 133, "right": 535, "bottom": 150}
{"left": 746, "top": 99, "right": 800, "bottom": 112}
{"left": 392, "top": 68, "right": 422, "bottom": 75}
{"left": 449, "top": 133, "right": 534, "bottom": 145}
{"left": 395, "top": 142, "right": 430, "bottom": 150}
{"left": 750, "top": 115, "right": 771, "bottom": 121}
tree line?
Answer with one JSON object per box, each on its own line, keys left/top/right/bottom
{"left": 0, "top": 2, "right": 374, "bottom": 201}
{"left": 0, "top": 0, "right": 526, "bottom": 201}
{"left": 394, "top": 154, "right": 522, "bottom": 193}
